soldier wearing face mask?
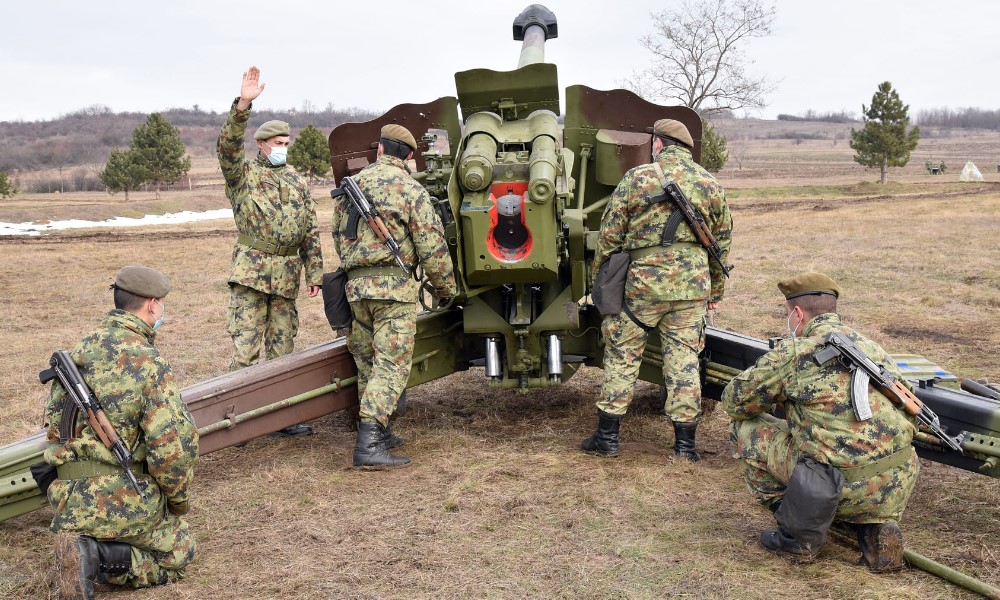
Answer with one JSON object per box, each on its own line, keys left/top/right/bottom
{"left": 217, "top": 66, "right": 324, "bottom": 436}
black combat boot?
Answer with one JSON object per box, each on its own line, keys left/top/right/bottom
{"left": 854, "top": 520, "right": 904, "bottom": 573}
{"left": 383, "top": 425, "right": 404, "bottom": 450}
{"left": 353, "top": 420, "right": 410, "bottom": 469}
{"left": 580, "top": 410, "right": 621, "bottom": 457}
{"left": 759, "top": 528, "right": 816, "bottom": 563}
{"left": 271, "top": 423, "right": 314, "bottom": 437}
{"left": 55, "top": 533, "right": 132, "bottom": 599}
{"left": 673, "top": 421, "right": 700, "bottom": 461}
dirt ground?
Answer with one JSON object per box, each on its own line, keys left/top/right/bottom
{"left": 1, "top": 135, "right": 999, "bottom": 599}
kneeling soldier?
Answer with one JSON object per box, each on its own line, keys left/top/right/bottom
{"left": 43, "top": 265, "right": 199, "bottom": 598}
{"left": 722, "top": 272, "right": 918, "bottom": 572}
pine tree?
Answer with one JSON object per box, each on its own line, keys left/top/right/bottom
{"left": 129, "top": 113, "right": 191, "bottom": 195}
{"left": 288, "top": 124, "right": 331, "bottom": 181}
{"left": 700, "top": 119, "right": 729, "bottom": 173}
{"left": 0, "top": 171, "right": 16, "bottom": 198}
{"left": 99, "top": 149, "right": 145, "bottom": 202}
{"left": 850, "top": 82, "right": 920, "bottom": 184}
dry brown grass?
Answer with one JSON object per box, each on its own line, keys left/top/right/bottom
{"left": 1, "top": 136, "right": 999, "bottom": 599}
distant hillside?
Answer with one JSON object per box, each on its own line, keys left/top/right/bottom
{"left": 0, "top": 105, "right": 379, "bottom": 191}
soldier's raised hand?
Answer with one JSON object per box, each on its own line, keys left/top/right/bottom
{"left": 237, "top": 66, "right": 265, "bottom": 110}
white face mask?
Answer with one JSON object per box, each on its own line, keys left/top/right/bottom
{"left": 266, "top": 144, "right": 288, "bottom": 166}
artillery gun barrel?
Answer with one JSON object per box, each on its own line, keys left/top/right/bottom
{"left": 512, "top": 4, "right": 558, "bottom": 68}
{"left": 517, "top": 24, "right": 547, "bottom": 68}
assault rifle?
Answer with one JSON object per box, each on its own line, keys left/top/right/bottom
{"left": 332, "top": 176, "right": 409, "bottom": 274}
{"left": 813, "top": 332, "right": 964, "bottom": 453}
{"left": 39, "top": 351, "right": 147, "bottom": 499}
{"left": 650, "top": 181, "right": 731, "bottom": 277}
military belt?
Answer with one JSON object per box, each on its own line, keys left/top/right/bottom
{"left": 57, "top": 460, "right": 146, "bottom": 480}
{"left": 347, "top": 266, "right": 407, "bottom": 280}
{"left": 629, "top": 241, "right": 702, "bottom": 261}
{"left": 237, "top": 233, "right": 300, "bottom": 256}
{"left": 839, "top": 445, "right": 913, "bottom": 483}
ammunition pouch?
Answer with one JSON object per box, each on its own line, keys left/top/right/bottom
{"left": 30, "top": 462, "right": 58, "bottom": 496}
{"left": 237, "top": 233, "right": 300, "bottom": 256}
{"left": 592, "top": 252, "right": 630, "bottom": 316}
{"left": 774, "top": 456, "right": 844, "bottom": 551}
{"left": 321, "top": 269, "right": 352, "bottom": 330}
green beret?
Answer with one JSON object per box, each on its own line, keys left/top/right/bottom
{"left": 777, "top": 272, "right": 841, "bottom": 300}
{"left": 254, "top": 120, "right": 290, "bottom": 141}
{"left": 653, "top": 118, "right": 694, "bottom": 148}
{"left": 380, "top": 124, "right": 417, "bottom": 152}
{"left": 113, "top": 265, "right": 170, "bottom": 299}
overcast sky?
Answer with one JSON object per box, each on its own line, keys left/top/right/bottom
{"left": 3, "top": 0, "right": 998, "bottom": 123}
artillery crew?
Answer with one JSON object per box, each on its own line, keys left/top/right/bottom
{"left": 331, "top": 124, "right": 458, "bottom": 469}
{"left": 722, "top": 272, "right": 918, "bottom": 571}
{"left": 44, "top": 265, "right": 199, "bottom": 598}
{"left": 582, "top": 118, "right": 733, "bottom": 460}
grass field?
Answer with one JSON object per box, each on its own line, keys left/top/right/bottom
{"left": 1, "top": 135, "right": 999, "bottom": 599}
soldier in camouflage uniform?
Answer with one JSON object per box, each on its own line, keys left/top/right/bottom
{"left": 332, "top": 124, "right": 457, "bottom": 469}
{"left": 218, "top": 66, "right": 324, "bottom": 436}
{"left": 582, "top": 119, "right": 732, "bottom": 461}
{"left": 45, "top": 265, "right": 199, "bottom": 599}
{"left": 722, "top": 272, "right": 918, "bottom": 572}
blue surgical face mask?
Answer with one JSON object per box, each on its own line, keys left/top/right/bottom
{"left": 266, "top": 144, "right": 287, "bottom": 166}
{"left": 786, "top": 309, "right": 800, "bottom": 338}
{"left": 153, "top": 300, "right": 166, "bottom": 330}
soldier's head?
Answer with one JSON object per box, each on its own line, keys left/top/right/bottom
{"left": 777, "top": 272, "right": 840, "bottom": 336}
{"left": 110, "top": 265, "right": 171, "bottom": 330}
{"left": 377, "top": 124, "right": 417, "bottom": 160}
{"left": 651, "top": 119, "right": 694, "bottom": 157}
{"left": 254, "top": 120, "right": 291, "bottom": 166}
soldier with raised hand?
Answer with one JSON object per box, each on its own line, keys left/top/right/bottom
{"left": 218, "top": 66, "right": 324, "bottom": 436}
{"left": 582, "top": 119, "right": 733, "bottom": 460}
{"left": 722, "top": 272, "right": 918, "bottom": 572}
{"left": 332, "top": 124, "right": 457, "bottom": 469}
{"left": 46, "top": 265, "right": 199, "bottom": 599}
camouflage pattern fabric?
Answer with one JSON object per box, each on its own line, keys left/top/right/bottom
{"left": 598, "top": 300, "right": 705, "bottom": 423}
{"left": 227, "top": 283, "right": 298, "bottom": 370}
{"left": 722, "top": 313, "right": 919, "bottom": 523}
{"left": 592, "top": 145, "right": 730, "bottom": 422}
{"left": 332, "top": 154, "right": 457, "bottom": 426}
{"left": 593, "top": 144, "right": 732, "bottom": 303}
{"left": 44, "top": 309, "right": 199, "bottom": 586}
{"left": 346, "top": 299, "right": 416, "bottom": 425}
{"left": 331, "top": 154, "right": 458, "bottom": 303}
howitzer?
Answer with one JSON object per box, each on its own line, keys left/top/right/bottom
{"left": 332, "top": 175, "right": 410, "bottom": 274}
{"left": 38, "top": 351, "right": 147, "bottom": 499}
{"left": 812, "top": 332, "right": 964, "bottom": 453}
{"left": 649, "top": 180, "right": 732, "bottom": 278}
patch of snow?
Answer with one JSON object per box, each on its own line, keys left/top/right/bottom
{"left": 0, "top": 209, "right": 234, "bottom": 236}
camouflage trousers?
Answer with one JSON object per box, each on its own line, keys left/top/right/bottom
{"left": 228, "top": 283, "right": 298, "bottom": 371}
{"left": 730, "top": 414, "right": 920, "bottom": 523}
{"left": 346, "top": 299, "right": 416, "bottom": 426}
{"left": 598, "top": 299, "right": 705, "bottom": 423}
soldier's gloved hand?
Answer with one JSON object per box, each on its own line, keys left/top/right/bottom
{"left": 168, "top": 500, "right": 190, "bottom": 516}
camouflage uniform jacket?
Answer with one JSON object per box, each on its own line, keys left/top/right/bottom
{"left": 332, "top": 154, "right": 457, "bottom": 303}
{"left": 218, "top": 99, "right": 323, "bottom": 299}
{"left": 722, "top": 313, "right": 918, "bottom": 472}
{"left": 594, "top": 145, "right": 732, "bottom": 303}
{"left": 43, "top": 310, "right": 199, "bottom": 537}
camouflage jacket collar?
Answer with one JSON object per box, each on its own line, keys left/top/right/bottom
{"left": 655, "top": 145, "right": 693, "bottom": 162}
{"left": 803, "top": 312, "right": 842, "bottom": 337}
{"left": 102, "top": 309, "right": 156, "bottom": 344}
{"left": 376, "top": 154, "right": 412, "bottom": 174}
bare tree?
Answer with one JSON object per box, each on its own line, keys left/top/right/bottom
{"left": 623, "top": 0, "right": 776, "bottom": 116}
